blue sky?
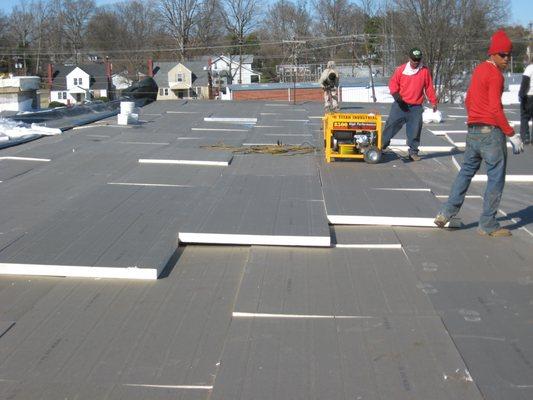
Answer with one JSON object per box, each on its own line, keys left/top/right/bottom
{"left": 1, "top": 0, "right": 532, "bottom": 27}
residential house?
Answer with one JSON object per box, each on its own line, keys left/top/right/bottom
{"left": 50, "top": 63, "right": 113, "bottom": 105}
{"left": 153, "top": 61, "right": 210, "bottom": 100}
{"left": 210, "top": 55, "right": 261, "bottom": 85}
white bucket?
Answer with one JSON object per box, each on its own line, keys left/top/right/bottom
{"left": 117, "top": 113, "right": 129, "bottom": 125}
{"left": 120, "top": 101, "right": 136, "bottom": 115}
{"left": 117, "top": 112, "right": 139, "bottom": 125}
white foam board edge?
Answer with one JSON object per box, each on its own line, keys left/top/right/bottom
{"left": 178, "top": 232, "right": 331, "bottom": 247}
{"left": 0, "top": 263, "right": 159, "bottom": 280}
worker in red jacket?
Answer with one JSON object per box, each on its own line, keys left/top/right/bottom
{"left": 435, "top": 29, "right": 524, "bottom": 237}
{"left": 382, "top": 47, "right": 438, "bottom": 161}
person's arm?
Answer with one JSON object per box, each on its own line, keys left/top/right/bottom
{"left": 388, "top": 67, "right": 401, "bottom": 95}
{"left": 319, "top": 70, "right": 328, "bottom": 89}
{"left": 424, "top": 69, "right": 438, "bottom": 111}
{"left": 487, "top": 73, "right": 514, "bottom": 136}
{"left": 389, "top": 67, "right": 408, "bottom": 110}
{"left": 518, "top": 74, "right": 530, "bottom": 102}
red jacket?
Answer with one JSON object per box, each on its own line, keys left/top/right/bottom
{"left": 389, "top": 64, "right": 438, "bottom": 106}
{"left": 466, "top": 61, "right": 514, "bottom": 136}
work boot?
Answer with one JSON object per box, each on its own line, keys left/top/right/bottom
{"left": 408, "top": 152, "right": 421, "bottom": 161}
{"left": 434, "top": 214, "right": 449, "bottom": 228}
{"left": 477, "top": 228, "right": 512, "bottom": 237}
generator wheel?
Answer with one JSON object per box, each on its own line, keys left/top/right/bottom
{"left": 364, "top": 146, "right": 382, "bottom": 164}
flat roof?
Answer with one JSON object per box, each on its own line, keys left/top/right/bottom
{"left": 0, "top": 100, "right": 532, "bottom": 399}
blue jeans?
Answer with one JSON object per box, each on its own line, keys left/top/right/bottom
{"left": 439, "top": 126, "right": 508, "bottom": 233}
{"left": 382, "top": 102, "right": 423, "bottom": 154}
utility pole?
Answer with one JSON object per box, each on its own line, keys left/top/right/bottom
{"left": 283, "top": 39, "right": 306, "bottom": 105}
{"left": 238, "top": 37, "right": 243, "bottom": 84}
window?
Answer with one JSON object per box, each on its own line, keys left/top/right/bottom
{"left": 159, "top": 88, "right": 164, "bottom": 95}
{"left": 177, "top": 73, "right": 184, "bottom": 82}
{"left": 164, "top": 88, "right": 169, "bottom": 96}
{"left": 58, "top": 92, "right": 67, "bottom": 99}
{"left": 73, "top": 78, "right": 78, "bottom": 85}
{"left": 78, "top": 77, "right": 82, "bottom": 85}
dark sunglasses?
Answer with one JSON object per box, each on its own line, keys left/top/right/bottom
{"left": 498, "top": 53, "right": 511, "bottom": 59}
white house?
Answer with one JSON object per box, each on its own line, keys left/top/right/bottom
{"left": 210, "top": 55, "right": 261, "bottom": 85}
{"left": 50, "top": 64, "right": 113, "bottom": 105}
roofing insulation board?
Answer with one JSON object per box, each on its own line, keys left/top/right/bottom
{"left": 453, "top": 151, "right": 533, "bottom": 176}
{"left": 0, "top": 246, "right": 248, "bottom": 395}
{"left": 204, "top": 117, "right": 257, "bottom": 124}
{"left": 0, "top": 184, "right": 205, "bottom": 279}
{"left": 111, "top": 164, "right": 225, "bottom": 187}
{"left": 331, "top": 225, "right": 401, "bottom": 246}
{"left": 178, "top": 155, "right": 331, "bottom": 247}
{"left": 0, "top": 151, "right": 140, "bottom": 233}
{"left": 226, "top": 152, "right": 319, "bottom": 176}
{"left": 393, "top": 224, "right": 533, "bottom": 400}
{"left": 139, "top": 143, "right": 233, "bottom": 166}
{"left": 205, "top": 101, "right": 264, "bottom": 118}
{"left": 234, "top": 246, "right": 434, "bottom": 316}
{"left": 0, "top": 134, "right": 42, "bottom": 150}
{"left": 320, "top": 158, "right": 448, "bottom": 226}
{"left": 381, "top": 128, "right": 455, "bottom": 146}
{"left": 211, "top": 316, "right": 483, "bottom": 400}
{"left": 243, "top": 135, "right": 315, "bottom": 146}
{"left": 0, "top": 159, "right": 48, "bottom": 182}
{"left": 0, "top": 321, "right": 15, "bottom": 338}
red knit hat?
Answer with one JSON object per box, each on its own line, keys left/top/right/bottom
{"left": 487, "top": 29, "right": 512, "bottom": 55}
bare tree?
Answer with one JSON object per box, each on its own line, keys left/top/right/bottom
{"left": 32, "top": 0, "right": 53, "bottom": 75}
{"left": 390, "top": 0, "right": 509, "bottom": 102}
{"left": 157, "top": 0, "right": 201, "bottom": 60}
{"left": 221, "top": 0, "right": 257, "bottom": 83}
{"left": 53, "top": 0, "right": 96, "bottom": 64}
{"left": 86, "top": 9, "right": 126, "bottom": 56}
{"left": 116, "top": 1, "right": 160, "bottom": 76}
{"left": 263, "top": 0, "right": 312, "bottom": 41}
{"left": 312, "top": 0, "right": 361, "bottom": 58}
{"left": 195, "top": 0, "right": 224, "bottom": 51}
{"left": 9, "top": 3, "right": 35, "bottom": 75}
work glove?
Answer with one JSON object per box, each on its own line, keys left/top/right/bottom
{"left": 509, "top": 134, "right": 524, "bottom": 154}
{"left": 392, "top": 93, "right": 409, "bottom": 111}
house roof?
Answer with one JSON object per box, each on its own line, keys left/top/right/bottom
{"left": 228, "top": 82, "right": 321, "bottom": 91}
{"left": 213, "top": 54, "right": 254, "bottom": 65}
{"left": 51, "top": 64, "right": 109, "bottom": 91}
{"left": 341, "top": 76, "right": 389, "bottom": 87}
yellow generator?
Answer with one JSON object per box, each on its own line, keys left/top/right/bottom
{"left": 323, "top": 113, "right": 383, "bottom": 163}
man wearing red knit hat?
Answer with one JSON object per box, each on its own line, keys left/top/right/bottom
{"left": 434, "top": 29, "right": 524, "bottom": 237}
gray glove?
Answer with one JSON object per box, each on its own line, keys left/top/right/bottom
{"left": 509, "top": 135, "right": 524, "bottom": 154}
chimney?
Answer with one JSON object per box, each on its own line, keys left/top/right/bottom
{"left": 148, "top": 58, "right": 153, "bottom": 77}
{"left": 208, "top": 57, "right": 213, "bottom": 100}
{"left": 105, "top": 57, "right": 112, "bottom": 99}
{"left": 47, "top": 63, "right": 53, "bottom": 88}
{"left": 105, "top": 57, "right": 111, "bottom": 79}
